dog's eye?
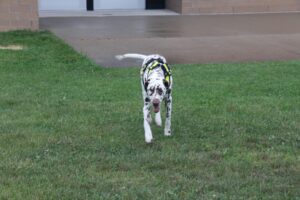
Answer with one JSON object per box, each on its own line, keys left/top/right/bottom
{"left": 157, "top": 88, "right": 163, "bottom": 95}
{"left": 149, "top": 87, "right": 154, "bottom": 95}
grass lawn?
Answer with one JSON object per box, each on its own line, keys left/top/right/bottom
{"left": 0, "top": 31, "right": 299, "bottom": 199}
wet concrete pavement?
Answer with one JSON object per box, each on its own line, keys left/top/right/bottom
{"left": 40, "top": 13, "right": 300, "bottom": 67}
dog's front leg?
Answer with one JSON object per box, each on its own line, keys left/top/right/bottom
{"left": 155, "top": 111, "right": 162, "bottom": 127}
{"left": 164, "top": 95, "right": 172, "bottom": 136}
{"left": 143, "top": 101, "right": 153, "bottom": 143}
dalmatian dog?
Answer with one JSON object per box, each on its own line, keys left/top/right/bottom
{"left": 116, "top": 54, "right": 173, "bottom": 143}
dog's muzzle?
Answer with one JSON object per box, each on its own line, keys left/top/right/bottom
{"left": 152, "top": 99, "right": 160, "bottom": 113}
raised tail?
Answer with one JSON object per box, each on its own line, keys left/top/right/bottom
{"left": 115, "top": 53, "right": 147, "bottom": 61}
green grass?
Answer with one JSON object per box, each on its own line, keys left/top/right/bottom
{"left": 0, "top": 31, "right": 299, "bottom": 199}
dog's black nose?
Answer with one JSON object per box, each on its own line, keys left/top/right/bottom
{"left": 152, "top": 99, "right": 160, "bottom": 106}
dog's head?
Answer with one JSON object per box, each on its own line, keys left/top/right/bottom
{"left": 145, "top": 79, "right": 167, "bottom": 113}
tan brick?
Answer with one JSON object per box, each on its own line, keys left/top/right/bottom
{"left": 0, "top": 0, "right": 38, "bottom": 32}
{"left": 166, "top": 0, "right": 183, "bottom": 13}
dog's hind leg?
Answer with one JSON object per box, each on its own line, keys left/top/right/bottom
{"left": 155, "top": 111, "right": 162, "bottom": 127}
{"left": 164, "top": 95, "right": 172, "bottom": 136}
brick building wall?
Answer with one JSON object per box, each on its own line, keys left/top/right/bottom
{"left": 0, "top": 0, "right": 38, "bottom": 32}
{"left": 165, "top": 0, "right": 182, "bottom": 13}
{"left": 166, "top": 0, "right": 300, "bottom": 14}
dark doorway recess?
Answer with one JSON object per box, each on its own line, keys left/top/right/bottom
{"left": 87, "top": 0, "right": 94, "bottom": 11}
{"left": 146, "top": 0, "right": 165, "bottom": 9}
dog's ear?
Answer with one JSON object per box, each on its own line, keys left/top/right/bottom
{"left": 163, "top": 79, "right": 169, "bottom": 88}
{"left": 144, "top": 80, "right": 149, "bottom": 90}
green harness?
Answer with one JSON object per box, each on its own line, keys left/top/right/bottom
{"left": 141, "top": 59, "right": 172, "bottom": 90}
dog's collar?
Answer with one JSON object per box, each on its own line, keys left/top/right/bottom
{"left": 144, "top": 57, "right": 164, "bottom": 68}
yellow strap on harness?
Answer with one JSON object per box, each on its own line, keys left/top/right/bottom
{"left": 162, "top": 63, "right": 170, "bottom": 74}
{"left": 148, "top": 61, "right": 160, "bottom": 73}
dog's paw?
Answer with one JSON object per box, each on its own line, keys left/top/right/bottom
{"left": 115, "top": 55, "right": 124, "bottom": 60}
{"left": 145, "top": 136, "right": 153, "bottom": 144}
{"left": 164, "top": 129, "right": 172, "bottom": 136}
{"left": 145, "top": 130, "right": 153, "bottom": 143}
